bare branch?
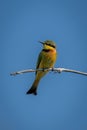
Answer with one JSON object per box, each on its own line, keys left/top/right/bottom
{"left": 10, "top": 67, "right": 87, "bottom": 76}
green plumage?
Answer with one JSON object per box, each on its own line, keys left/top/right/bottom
{"left": 26, "top": 40, "right": 57, "bottom": 95}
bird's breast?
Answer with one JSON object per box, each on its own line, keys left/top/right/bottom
{"left": 41, "top": 49, "right": 57, "bottom": 68}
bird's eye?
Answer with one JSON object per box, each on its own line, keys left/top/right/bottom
{"left": 45, "top": 43, "right": 55, "bottom": 48}
{"left": 45, "top": 43, "right": 48, "bottom": 45}
{"left": 45, "top": 43, "right": 50, "bottom": 46}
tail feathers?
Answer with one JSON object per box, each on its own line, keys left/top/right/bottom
{"left": 26, "top": 86, "right": 37, "bottom": 95}
{"left": 26, "top": 79, "right": 39, "bottom": 95}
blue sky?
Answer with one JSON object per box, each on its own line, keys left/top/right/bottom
{"left": 1, "top": 0, "right": 87, "bottom": 130}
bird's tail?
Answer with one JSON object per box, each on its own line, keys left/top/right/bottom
{"left": 26, "top": 79, "right": 40, "bottom": 95}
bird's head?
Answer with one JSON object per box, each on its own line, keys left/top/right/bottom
{"left": 39, "top": 40, "right": 56, "bottom": 49}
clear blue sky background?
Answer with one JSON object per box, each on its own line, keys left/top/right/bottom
{"left": 1, "top": 0, "right": 87, "bottom": 130}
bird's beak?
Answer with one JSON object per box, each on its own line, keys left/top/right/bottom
{"left": 38, "top": 41, "right": 44, "bottom": 45}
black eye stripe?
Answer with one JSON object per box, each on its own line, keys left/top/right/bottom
{"left": 45, "top": 43, "right": 55, "bottom": 48}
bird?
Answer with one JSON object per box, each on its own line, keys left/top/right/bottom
{"left": 26, "top": 40, "right": 57, "bottom": 95}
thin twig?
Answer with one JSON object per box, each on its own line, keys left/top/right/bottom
{"left": 10, "top": 67, "right": 87, "bottom": 76}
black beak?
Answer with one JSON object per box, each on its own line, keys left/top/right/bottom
{"left": 38, "top": 41, "right": 44, "bottom": 45}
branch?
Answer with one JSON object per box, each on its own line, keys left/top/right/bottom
{"left": 10, "top": 67, "right": 87, "bottom": 76}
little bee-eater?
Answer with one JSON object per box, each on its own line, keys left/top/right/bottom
{"left": 26, "top": 40, "right": 57, "bottom": 95}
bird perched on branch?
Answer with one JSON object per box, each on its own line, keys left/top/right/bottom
{"left": 26, "top": 40, "right": 57, "bottom": 95}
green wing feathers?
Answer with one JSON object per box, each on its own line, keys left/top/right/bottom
{"left": 35, "top": 52, "right": 42, "bottom": 75}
